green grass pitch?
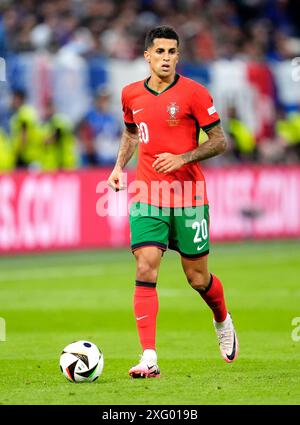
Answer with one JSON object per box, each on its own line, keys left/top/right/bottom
{"left": 0, "top": 240, "right": 299, "bottom": 405}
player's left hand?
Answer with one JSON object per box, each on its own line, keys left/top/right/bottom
{"left": 152, "top": 153, "right": 185, "bottom": 173}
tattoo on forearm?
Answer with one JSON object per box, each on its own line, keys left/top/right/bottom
{"left": 116, "top": 128, "right": 139, "bottom": 168}
{"left": 181, "top": 124, "right": 227, "bottom": 164}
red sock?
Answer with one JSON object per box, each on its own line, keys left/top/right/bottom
{"left": 134, "top": 281, "right": 159, "bottom": 351}
{"left": 199, "top": 274, "right": 228, "bottom": 322}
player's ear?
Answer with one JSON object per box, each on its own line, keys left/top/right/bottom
{"left": 144, "top": 50, "right": 150, "bottom": 63}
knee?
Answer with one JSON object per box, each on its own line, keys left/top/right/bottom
{"left": 185, "top": 269, "right": 211, "bottom": 292}
{"left": 136, "top": 258, "right": 158, "bottom": 282}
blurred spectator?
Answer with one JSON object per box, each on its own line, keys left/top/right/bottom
{"left": 226, "top": 105, "right": 257, "bottom": 162}
{"left": 30, "top": 11, "right": 59, "bottom": 51}
{"left": 0, "top": 6, "right": 19, "bottom": 56}
{"left": 77, "top": 86, "right": 120, "bottom": 167}
{"left": 276, "top": 108, "right": 300, "bottom": 162}
{"left": 0, "top": 127, "right": 14, "bottom": 172}
{"left": 41, "top": 99, "right": 77, "bottom": 171}
{"left": 10, "top": 89, "right": 42, "bottom": 169}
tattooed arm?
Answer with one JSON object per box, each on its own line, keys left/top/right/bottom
{"left": 107, "top": 126, "right": 139, "bottom": 191}
{"left": 152, "top": 123, "right": 227, "bottom": 173}
{"left": 181, "top": 123, "right": 227, "bottom": 164}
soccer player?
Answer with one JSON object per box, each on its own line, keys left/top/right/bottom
{"left": 108, "top": 26, "right": 239, "bottom": 378}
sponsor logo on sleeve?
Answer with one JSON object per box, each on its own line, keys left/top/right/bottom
{"left": 207, "top": 105, "right": 216, "bottom": 115}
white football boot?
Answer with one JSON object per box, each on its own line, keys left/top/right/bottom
{"left": 129, "top": 349, "right": 160, "bottom": 378}
{"left": 214, "top": 313, "right": 239, "bottom": 363}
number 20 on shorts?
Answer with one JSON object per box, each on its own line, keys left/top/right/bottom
{"left": 192, "top": 219, "right": 208, "bottom": 243}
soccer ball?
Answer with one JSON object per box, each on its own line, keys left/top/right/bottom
{"left": 60, "top": 340, "right": 104, "bottom": 383}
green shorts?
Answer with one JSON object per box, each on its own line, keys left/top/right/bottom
{"left": 129, "top": 202, "right": 210, "bottom": 259}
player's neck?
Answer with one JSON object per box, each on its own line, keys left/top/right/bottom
{"left": 147, "top": 72, "right": 177, "bottom": 93}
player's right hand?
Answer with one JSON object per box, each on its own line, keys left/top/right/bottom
{"left": 107, "top": 167, "right": 126, "bottom": 192}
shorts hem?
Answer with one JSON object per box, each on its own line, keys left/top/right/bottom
{"left": 131, "top": 241, "right": 167, "bottom": 253}
{"left": 169, "top": 245, "right": 209, "bottom": 259}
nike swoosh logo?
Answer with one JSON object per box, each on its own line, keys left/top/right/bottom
{"left": 136, "top": 315, "right": 148, "bottom": 321}
{"left": 147, "top": 365, "right": 160, "bottom": 375}
{"left": 147, "top": 365, "right": 156, "bottom": 370}
{"left": 197, "top": 243, "right": 208, "bottom": 251}
{"left": 226, "top": 333, "right": 236, "bottom": 361}
{"left": 133, "top": 108, "right": 143, "bottom": 115}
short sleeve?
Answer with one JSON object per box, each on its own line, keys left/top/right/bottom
{"left": 121, "top": 88, "right": 134, "bottom": 127}
{"left": 190, "top": 85, "right": 220, "bottom": 131}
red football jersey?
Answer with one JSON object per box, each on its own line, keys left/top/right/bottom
{"left": 122, "top": 74, "right": 220, "bottom": 207}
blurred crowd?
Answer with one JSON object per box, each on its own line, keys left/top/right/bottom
{"left": 1, "top": 85, "right": 299, "bottom": 172}
{"left": 0, "top": 86, "right": 121, "bottom": 171}
{"left": 0, "top": 0, "right": 300, "bottom": 172}
{"left": 1, "top": 0, "right": 300, "bottom": 61}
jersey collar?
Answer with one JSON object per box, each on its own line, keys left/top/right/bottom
{"left": 144, "top": 73, "right": 180, "bottom": 96}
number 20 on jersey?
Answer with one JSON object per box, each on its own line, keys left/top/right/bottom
{"left": 137, "top": 122, "right": 149, "bottom": 144}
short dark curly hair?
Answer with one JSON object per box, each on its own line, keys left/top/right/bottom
{"left": 145, "top": 26, "right": 179, "bottom": 50}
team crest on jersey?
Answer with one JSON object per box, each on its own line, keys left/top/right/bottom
{"left": 167, "top": 102, "right": 180, "bottom": 126}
